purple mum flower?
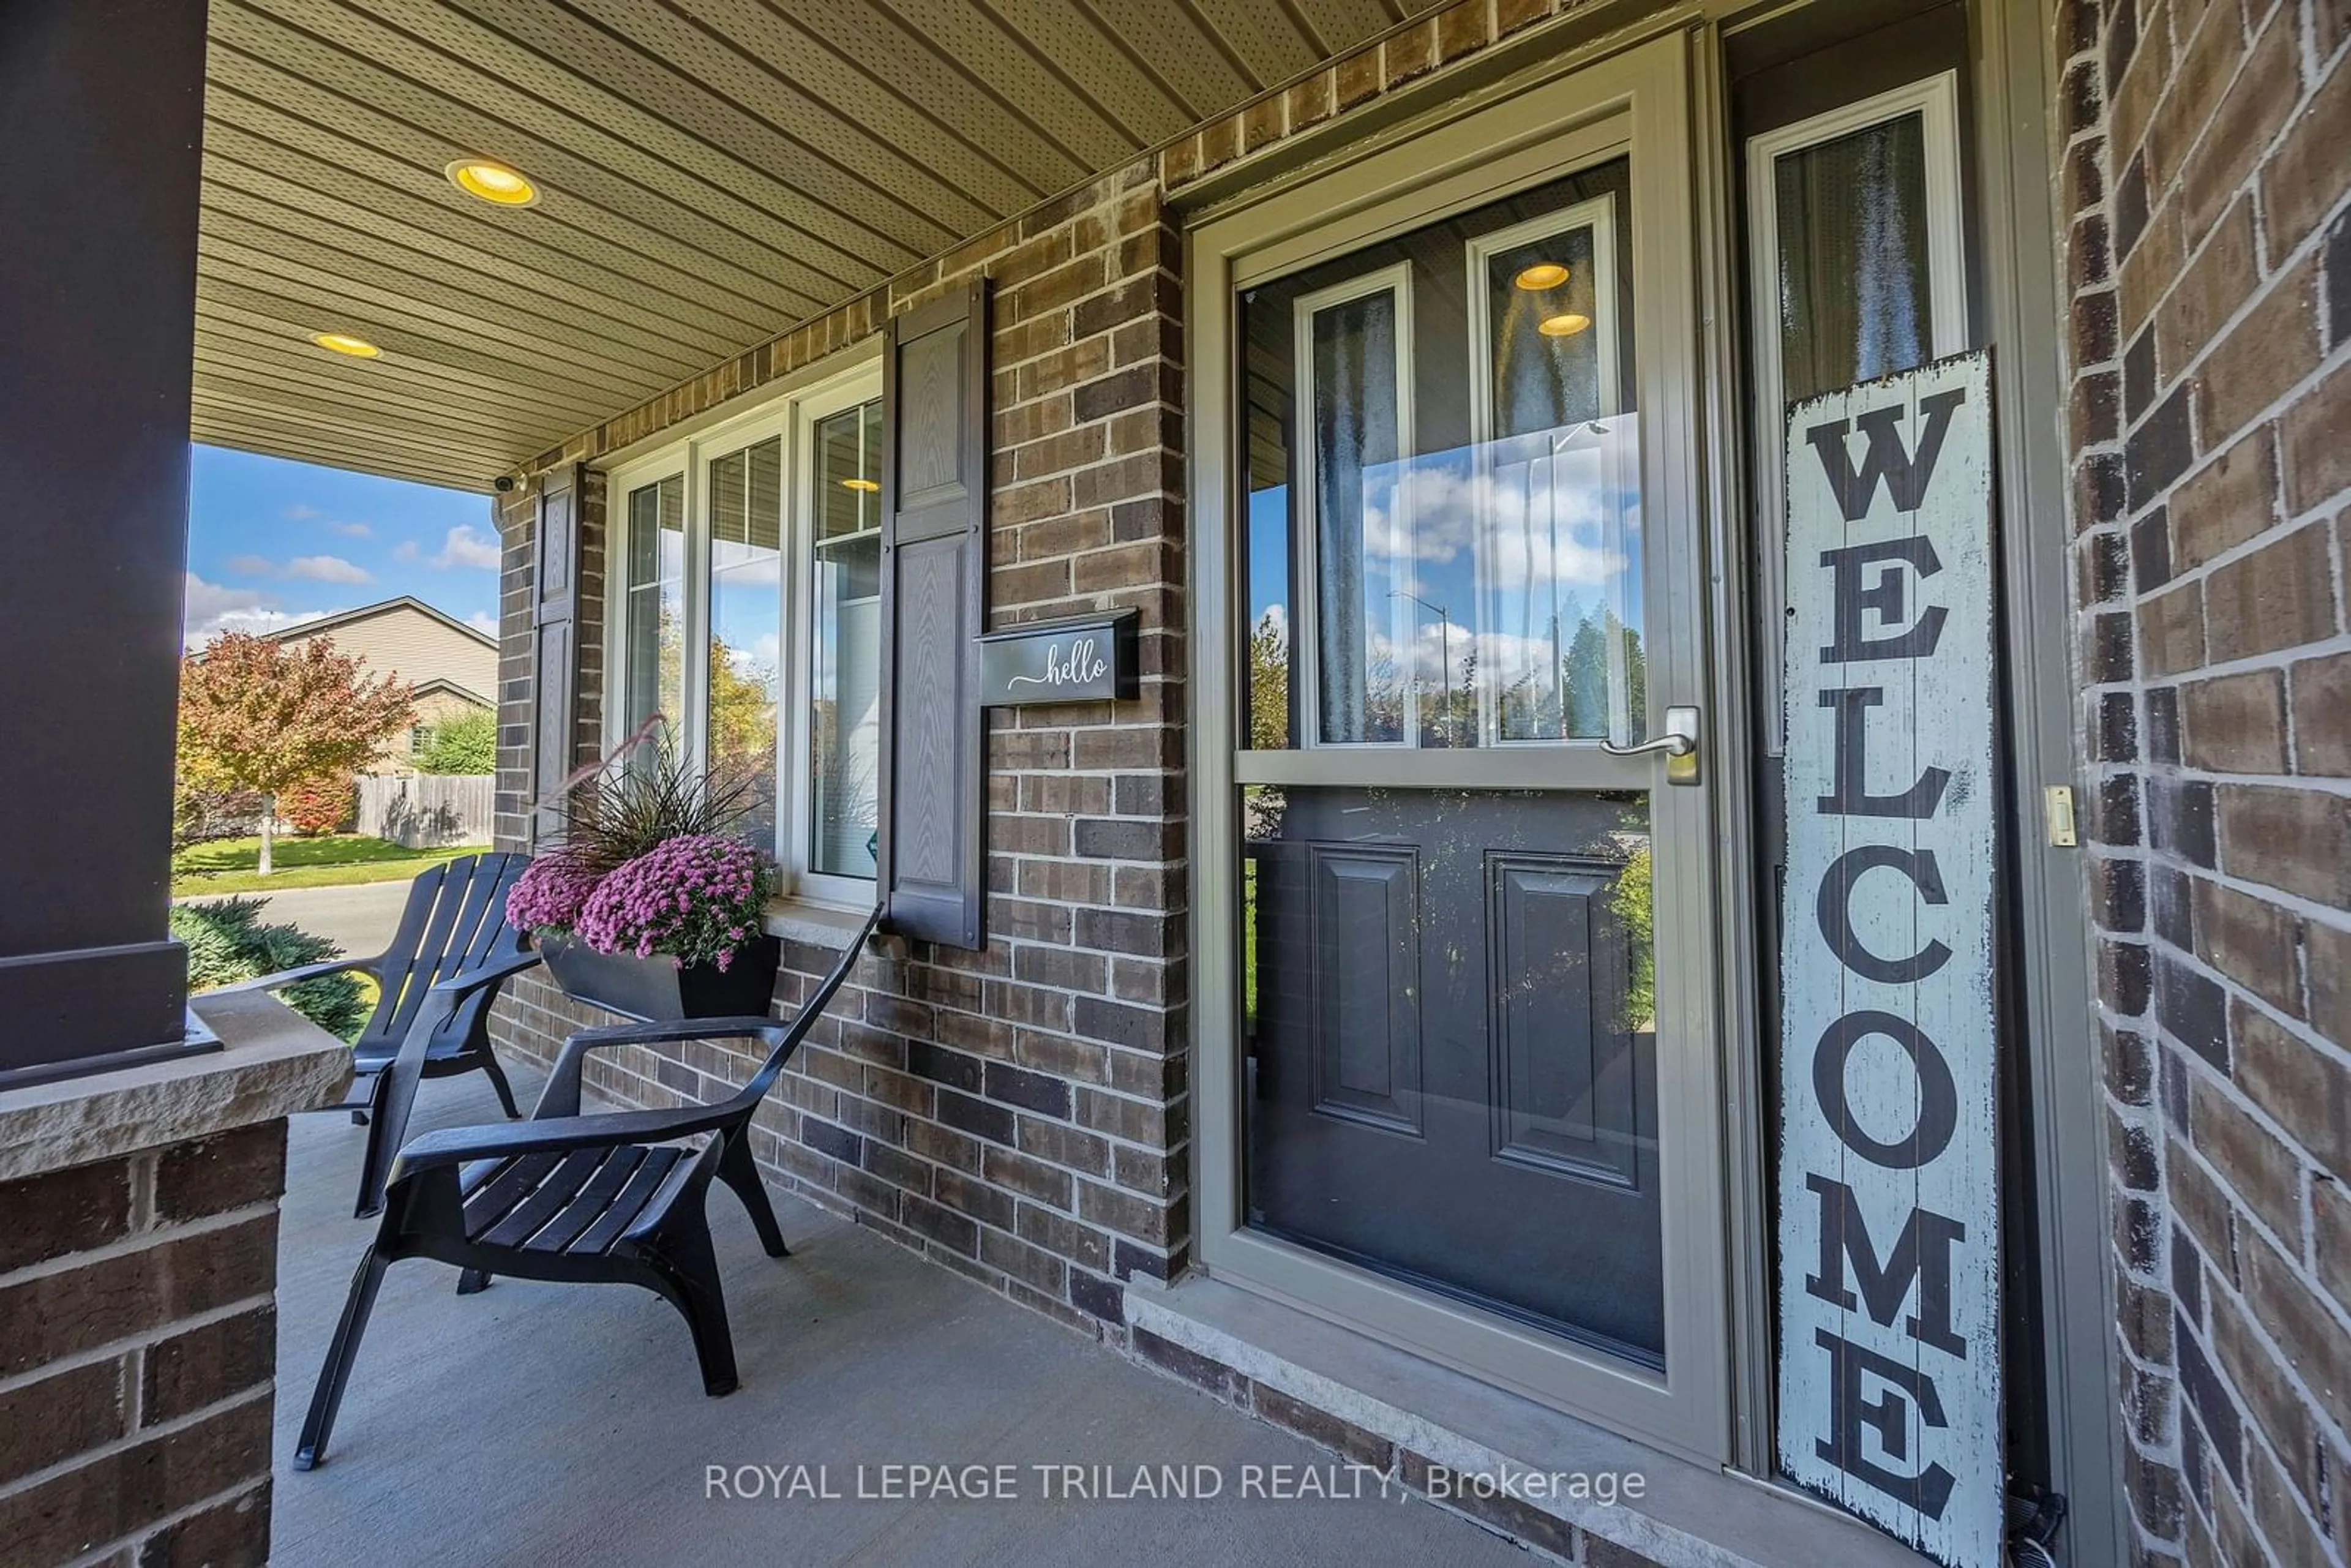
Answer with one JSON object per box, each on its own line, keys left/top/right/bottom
{"left": 575, "top": 832, "right": 778, "bottom": 969}
{"left": 507, "top": 853, "right": 603, "bottom": 936}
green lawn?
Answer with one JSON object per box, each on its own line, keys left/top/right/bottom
{"left": 170, "top": 834, "right": 483, "bottom": 896}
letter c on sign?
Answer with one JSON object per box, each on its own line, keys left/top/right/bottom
{"left": 1815, "top": 845, "right": 1952, "bottom": 984}
{"left": 1812, "top": 1010, "right": 1959, "bottom": 1168}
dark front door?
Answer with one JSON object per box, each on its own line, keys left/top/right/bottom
{"left": 1229, "top": 140, "right": 1709, "bottom": 1381}
{"left": 1249, "top": 787, "right": 1663, "bottom": 1364}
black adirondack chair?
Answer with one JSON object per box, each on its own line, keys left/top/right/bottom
{"left": 293, "top": 907, "right": 880, "bottom": 1471}
{"left": 217, "top": 851, "right": 540, "bottom": 1217}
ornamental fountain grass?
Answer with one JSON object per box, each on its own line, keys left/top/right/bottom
{"left": 508, "top": 725, "right": 783, "bottom": 1020}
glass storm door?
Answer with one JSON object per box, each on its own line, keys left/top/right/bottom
{"left": 1193, "top": 36, "right": 1730, "bottom": 1460}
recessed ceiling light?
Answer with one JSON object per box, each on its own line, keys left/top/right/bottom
{"left": 1537, "top": 312, "right": 1592, "bottom": 338}
{"left": 311, "top": 332, "right": 381, "bottom": 358}
{"left": 447, "top": 159, "right": 538, "bottom": 206}
{"left": 1515, "top": 263, "right": 1569, "bottom": 290}
{"left": 841, "top": 477, "right": 880, "bottom": 493}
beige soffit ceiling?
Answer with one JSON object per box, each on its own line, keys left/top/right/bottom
{"left": 194, "top": 0, "right": 1441, "bottom": 492}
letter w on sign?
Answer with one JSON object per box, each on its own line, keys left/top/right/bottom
{"left": 1776, "top": 352, "right": 2001, "bottom": 1568}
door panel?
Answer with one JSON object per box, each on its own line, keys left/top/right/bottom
{"left": 1250, "top": 787, "right": 1663, "bottom": 1365}
{"left": 1490, "top": 851, "right": 1639, "bottom": 1188}
{"left": 1236, "top": 155, "right": 1671, "bottom": 1369}
{"left": 1308, "top": 844, "right": 1423, "bottom": 1133}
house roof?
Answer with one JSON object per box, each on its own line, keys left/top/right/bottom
{"left": 410, "top": 676, "right": 493, "bottom": 708}
{"left": 263, "top": 595, "right": 496, "bottom": 651}
{"left": 190, "top": 0, "right": 1439, "bottom": 491}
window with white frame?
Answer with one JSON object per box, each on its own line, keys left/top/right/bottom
{"left": 1744, "top": 72, "right": 1967, "bottom": 751}
{"left": 604, "top": 361, "right": 885, "bottom": 902}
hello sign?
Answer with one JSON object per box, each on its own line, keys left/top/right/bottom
{"left": 977, "top": 609, "right": 1139, "bottom": 707}
{"left": 1777, "top": 351, "right": 2001, "bottom": 1568}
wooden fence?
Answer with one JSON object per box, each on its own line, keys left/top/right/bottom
{"left": 357, "top": 774, "right": 495, "bottom": 849}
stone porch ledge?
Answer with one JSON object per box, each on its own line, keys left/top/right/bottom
{"left": 0, "top": 991, "right": 353, "bottom": 1183}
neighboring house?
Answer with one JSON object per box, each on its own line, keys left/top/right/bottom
{"left": 265, "top": 597, "right": 495, "bottom": 773}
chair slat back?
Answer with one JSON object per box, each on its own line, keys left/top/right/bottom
{"left": 360, "top": 853, "right": 535, "bottom": 1212}
{"left": 364, "top": 853, "right": 531, "bottom": 1051}
{"left": 354, "top": 866, "right": 452, "bottom": 1046}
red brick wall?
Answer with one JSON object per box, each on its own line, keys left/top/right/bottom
{"left": 489, "top": 162, "right": 1190, "bottom": 1334}
{"left": 492, "top": 468, "right": 604, "bottom": 849}
{"left": 0, "top": 1123, "right": 285, "bottom": 1566}
{"left": 2060, "top": 0, "right": 2351, "bottom": 1559}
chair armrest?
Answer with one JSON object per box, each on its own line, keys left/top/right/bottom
{"left": 391, "top": 1103, "right": 730, "bottom": 1178}
{"left": 426, "top": 947, "right": 544, "bottom": 1000}
{"left": 533, "top": 1015, "right": 788, "bottom": 1119}
{"left": 206, "top": 954, "right": 382, "bottom": 994}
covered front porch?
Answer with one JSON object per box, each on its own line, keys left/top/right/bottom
{"left": 269, "top": 1062, "right": 1537, "bottom": 1566}
{"left": 3, "top": 0, "right": 2205, "bottom": 1559}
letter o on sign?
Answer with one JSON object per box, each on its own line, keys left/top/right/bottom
{"left": 1811, "top": 1010, "right": 1959, "bottom": 1169}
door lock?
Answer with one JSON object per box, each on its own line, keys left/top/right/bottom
{"left": 1600, "top": 704, "right": 1701, "bottom": 786}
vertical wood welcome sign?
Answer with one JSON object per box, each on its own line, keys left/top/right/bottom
{"left": 1777, "top": 350, "right": 2000, "bottom": 1568}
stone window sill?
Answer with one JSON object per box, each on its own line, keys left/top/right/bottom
{"left": 760, "top": 898, "right": 874, "bottom": 952}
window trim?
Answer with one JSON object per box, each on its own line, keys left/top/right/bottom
{"left": 1288, "top": 261, "right": 1417, "bottom": 751}
{"left": 1463, "top": 192, "right": 1636, "bottom": 749}
{"left": 788, "top": 369, "right": 887, "bottom": 907}
{"left": 600, "top": 349, "right": 883, "bottom": 906}
{"left": 1742, "top": 70, "right": 1966, "bottom": 754}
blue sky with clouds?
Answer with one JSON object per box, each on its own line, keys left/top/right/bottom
{"left": 183, "top": 445, "right": 502, "bottom": 646}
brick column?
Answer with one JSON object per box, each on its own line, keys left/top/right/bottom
{"left": 0, "top": 1124, "right": 287, "bottom": 1564}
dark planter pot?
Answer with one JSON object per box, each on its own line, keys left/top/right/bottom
{"left": 539, "top": 933, "right": 781, "bottom": 1022}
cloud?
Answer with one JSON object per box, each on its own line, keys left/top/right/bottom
{"left": 723, "top": 632, "right": 782, "bottom": 686}
{"left": 283, "top": 503, "right": 371, "bottom": 538}
{"left": 1357, "top": 451, "right": 1634, "bottom": 596}
{"left": 465, "top": 610, "right": 500, "bottom": 637}
{"left": 225, "top": 553, "right": 276, "bottom": 577}
{"left": 182, "top": 574, "right": 336, "bottom": 647}
{"left": 287, "top": 555, "right": 373, "bottom": 585}
{"left": 399, "top": 525, "right": 503, "bottom": 571}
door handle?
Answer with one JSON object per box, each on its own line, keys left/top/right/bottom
{"left": 1600, "top": 704, "right": 1701, "bottom": 786}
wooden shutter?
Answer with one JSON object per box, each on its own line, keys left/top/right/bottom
{"left": 527, "top": 465, "right": 583, "bottom": 849}
{"left": 877, "top": 279, "right": 989, "bottom": 948}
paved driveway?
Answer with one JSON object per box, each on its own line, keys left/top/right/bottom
{"left": 180, "top": 879, "right": 411, "bottom": 959}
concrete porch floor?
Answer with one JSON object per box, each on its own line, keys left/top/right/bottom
{"left": 271, "top": 1063, "right": 1542, "bottom": 1566}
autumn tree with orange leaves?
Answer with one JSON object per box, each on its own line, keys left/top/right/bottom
{"left": 177, "top": 632, "right": 413, "bottom": 874}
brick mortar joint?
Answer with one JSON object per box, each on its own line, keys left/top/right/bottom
{"left": 0, "top": 1198, "right": 281, "bottom": 1291}
{"left": 2164, "top": 1048, "right": 2339, "bottom": 1217}
{"left": 113, "top": 1474, "right": 274, "bottom": 1565}
{"left": 0, "top": 1381, "right": 273, "bottom": 1508}
{"left": 2140, "top": 850, "right": 2351, "bottom": 951}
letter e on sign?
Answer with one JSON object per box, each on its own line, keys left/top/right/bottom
{"left": 1775, "top": 351, "right": 2001, "bottom": 1568}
